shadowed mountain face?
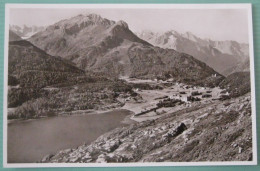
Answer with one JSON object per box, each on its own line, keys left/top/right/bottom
{"left": 219, "top": 72, "right": 251, "bottom": 98}
{"left": 222, "top": 58, "right": 250, "bottom": 76}
{"left": 8, "top": 39, "right": 86, "bottom": 108}
{"left": 29, "top": 14, "right": 223, "bottom": 86}
{"left": 137, "top": 30, "right": 249, "bottom": 76}
{"left": 9, "top": 30, "right": 22, "bottom": 42}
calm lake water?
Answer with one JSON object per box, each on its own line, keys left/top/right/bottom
{"left": 8, "top": 109, "right": 132, "bottom": 163}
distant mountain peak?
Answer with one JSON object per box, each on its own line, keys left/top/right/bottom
{"left": 185, "top": 31, "right": 194, "bottom": 35}
{"left": 182, "top": 31, "right": 198, "bottom": 41}
{"left": 84, "top": 13, "right": 108, "bottom": 24}
{"left": 10, "top": 25, "right": 45, "bottom": 39}
{"left": 29, "top": 12, "right": 151, "bottom": 59}
{"left": 54, "top": 13, "right": 115, "bottom": 29}
{"left": 168, "top": 30, "right": 179, "bottom": 35}
{"left": 137, "top": 30, "right": 249, "bottom": 76}
{"left": 87, "top": 13, "right": 102, "bottom": 20}
{"left": 115, "top": 20, "right": 129, "bottom": 29}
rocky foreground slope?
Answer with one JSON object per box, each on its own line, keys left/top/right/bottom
{"left": 41, "top": 93, "right": 252, "bottom": 163}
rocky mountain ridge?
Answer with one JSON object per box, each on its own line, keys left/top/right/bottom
{"left": 137, "top": 30, "right": 249, "bottom": 76}
{"left": 28, "top": 13, "right": 223, "bottom": 86}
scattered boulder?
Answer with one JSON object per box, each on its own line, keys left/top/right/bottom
{"left": 202, "top": 94, "right": 212, "bottom": 98}
{"left": 163, "top": 123, "right": 187, "bottom": 139}
{"left": 187, "top": 96, "right": 201, "bottom": 102}
{"left": 42, "top": 154, "right": 54, "bottom": 162}
{"left": 191, "top": 91, "right": 202, "bottom": 96}
{"left": 96, "top": 154, "right": 107, "bottom": 163}
{"left": 219, "top": 94, "right": 230, "bottom": 101}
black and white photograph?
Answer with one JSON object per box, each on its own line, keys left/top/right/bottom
{"left": 4, "top": 4, "right": 257, "bottom": 167}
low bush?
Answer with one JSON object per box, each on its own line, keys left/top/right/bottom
{"left": 8, "top": 88, "right": 43, "bottom": 108}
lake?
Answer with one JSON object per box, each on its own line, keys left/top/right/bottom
{"left": 8, "top": 109, "right": 132, "bottom": 163}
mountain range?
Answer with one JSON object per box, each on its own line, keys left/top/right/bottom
{"left": 27, "top": 13, "right": 222, "bottom": 86}
{"left": 137, "top": 30, "right": 249, "bottom": 76}
{"left": 9, "top": 15, "right": 250, "bottom": 78}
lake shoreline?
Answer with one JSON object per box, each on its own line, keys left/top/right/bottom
{"left": 7, "top": 107, "right": 135, "bottom": 124}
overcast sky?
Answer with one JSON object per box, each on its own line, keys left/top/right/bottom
{"left": 9, "top": 8, "right": 249, "bottom": 43}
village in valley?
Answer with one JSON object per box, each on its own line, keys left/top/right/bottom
{"left": 119, "top": 77, "right": 229, "bottom": 123}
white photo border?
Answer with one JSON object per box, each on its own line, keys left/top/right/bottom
{"left": 3, "top": 3, "right": 257, "bottom": 168}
